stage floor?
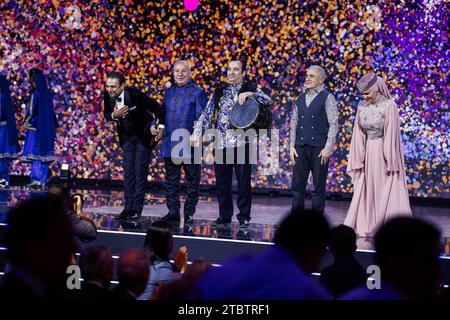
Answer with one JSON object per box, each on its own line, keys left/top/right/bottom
{"left": 1, "top": 186, "right": 449, "bottom": 253}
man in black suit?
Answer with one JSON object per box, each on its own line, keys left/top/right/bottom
{"left": 104, "top": 71, "right": 164, "bottom": 219}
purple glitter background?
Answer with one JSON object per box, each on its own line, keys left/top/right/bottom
{"left": 0, "top": 0, "right": 448, "bottom": 197}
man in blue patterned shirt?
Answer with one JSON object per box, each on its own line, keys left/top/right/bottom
{"left": 158, "top": 61, "right": 207, "bottom": 224}
{"left": 192, "top": 59, "right": 273, "bottom": 226}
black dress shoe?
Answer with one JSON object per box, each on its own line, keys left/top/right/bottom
{"left": 184, "top": 215, "right": 194, "bottom": 224}
{"left": 211, "top": 216, "right": 231, "bottom": 225}
{"left": 0, "top": 179, "right": 9, "bottom": 189}
{"left": 238, "top": 218, "right": 250, "bottom": 228}
{"left": 160, "top": 213, "right": 180, "bottom": 223}
{"left": 120, "top": 220, "right": 140, "bottom": 229}
{"left": 125, "top": 211, "right": 141, "bottom": 220}
{"left": 118, "top": 209, "right": 131, "bottom": 219}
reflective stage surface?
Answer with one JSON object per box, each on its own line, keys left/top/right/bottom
{"left": 0, "top": 187, "right": 449, "bottom": 254}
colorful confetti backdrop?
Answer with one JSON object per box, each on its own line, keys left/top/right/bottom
{"left": 0, "top": 0, "right": 449, "bottom": 198}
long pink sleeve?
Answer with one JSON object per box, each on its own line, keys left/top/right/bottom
{"left": 383, "top": 100, "right": 406, "bottom": 175}
{"left": 347, "top": 109, "right": 367, "bottom": 182}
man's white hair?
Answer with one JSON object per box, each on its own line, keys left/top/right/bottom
{"left": 308, "top": 65, "right": 326, "bottom": 80}
{"left": 173, "top": 60, "right": 192, "bottom": 72}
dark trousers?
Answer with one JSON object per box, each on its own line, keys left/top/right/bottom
{"left": 122, "top": 135, "right": 152, "bottom": 215}
{"left": 291, "top": 145, "right": 329, "bottom": 213}
{"left": 214, "top": 144, "right": 252, "bottom": 221}
{"left": 164, "top": 158, "right": 200, "bottom": 218}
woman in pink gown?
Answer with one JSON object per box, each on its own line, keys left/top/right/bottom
{"left": 344, "top": 72, "right": 412, "bottom": 237}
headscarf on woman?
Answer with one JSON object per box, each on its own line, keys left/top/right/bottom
{"left": 356, "top": 71, "right": 392, "bottom": 99}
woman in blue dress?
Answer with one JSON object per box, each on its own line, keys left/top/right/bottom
{"left": 21, "top": 69, "right": 58, "bottom": 188}
{"left": 0, "top": 75, "right": 19, "bottom": 188}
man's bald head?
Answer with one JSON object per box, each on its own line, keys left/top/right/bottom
{"left": 305, "top": 65, "right": 326, "bottom": 90}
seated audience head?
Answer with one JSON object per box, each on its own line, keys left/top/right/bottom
{"left": 328, "top": 224, "right": 358, "bottom": 258}
{"left": 274, "top": 209, "right": 330, "bottom": 273}
{"left": 47, "top": 184, "right": 71, "bottom": 210}
{"left": 5, "top": 196, "right": 76, "bottom": 293}
{"left": 375, "top": 217, "right": 442, "bottom": 299}
{"left": 117, "top": 249, "right": 150, "bottom": 297}
{"left": 143, "top": 221, "right": 173, "bottom": 262}
{"left": 79, "top": 245, "right": 114, "bottom": 288}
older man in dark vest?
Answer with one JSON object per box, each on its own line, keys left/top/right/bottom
{"left": 290, "top": 65, "right": 338, "bottom": 213}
